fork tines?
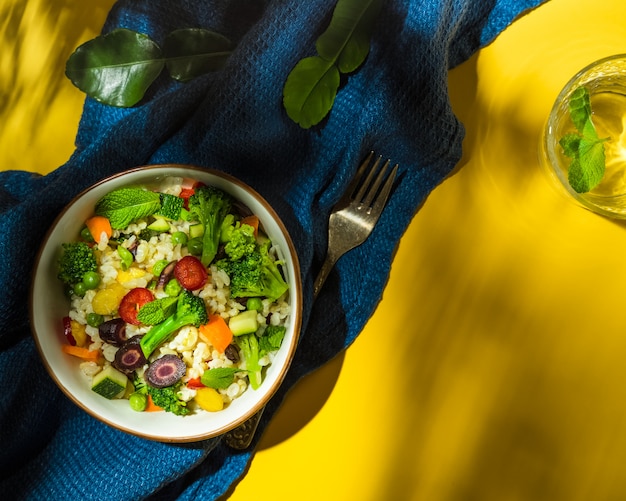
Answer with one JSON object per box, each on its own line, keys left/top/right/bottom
{"left": 351, "top": 151, "right": 398, "bottom": 213}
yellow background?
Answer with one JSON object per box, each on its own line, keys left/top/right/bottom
{"left": 4, "top": 0, "right": 626, "bottom": 499}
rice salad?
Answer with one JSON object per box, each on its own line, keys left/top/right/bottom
{"left": 57, "top": 176, "right": 291, "bottom": 416}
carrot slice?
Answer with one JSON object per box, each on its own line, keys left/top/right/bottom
{"left": 61, "top": 344, "right": 100, "bottom": 362}
{"left": 145, "top": 394, "right": 164, "bottom": 412}
{"left": 199, "top": 314, "right": 233, "bottom": 353}
{"left": 241, "top": 215, "right": 259, "bottom": 237}
{"left": 85, "top": 215, "right": 112, "bottom": 242}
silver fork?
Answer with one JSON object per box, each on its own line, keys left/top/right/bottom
{"left": 312, "top": 151, "right": 399, "bottom": 299}
{"left": 224, "top": 151, "right": 398, "bottom": 450}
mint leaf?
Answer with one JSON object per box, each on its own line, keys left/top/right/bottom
{"left": 258, "top": 325, "right": 286, "bottom": 358}
{"left": 568, "top": 86, "right": 593, "bottom": 132}
{"left": 559, "top": 133, "right": 581, "bottom": 158}
{"left": 560, "top": 86, "right": 609, "bottom": 193}
{"left": 200, "top": 367, "right": 242, "bottom": 389}
{"left": 95, "top": 187, "right": 161, "bottom": 229}
{"left": 136, "top": 296, "right": 178, "bottom": 325}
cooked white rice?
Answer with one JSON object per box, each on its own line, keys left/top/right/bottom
{"left": 67, "top": 179, "right": 291, "bottom": 412}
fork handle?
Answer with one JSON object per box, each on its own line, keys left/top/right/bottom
{"left": 313, "top": 255, "right": 338, "bottom": 299}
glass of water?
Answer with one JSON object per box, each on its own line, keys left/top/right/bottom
{"left": 542, "top": 54, "right": 626, "bottom": 218}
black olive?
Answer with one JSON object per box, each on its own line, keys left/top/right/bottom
{"left": 224, "top": 344, "right": 240, "bottom": 363}
{"left": 145, "top": 354, "right": 186, "bottom": 388}
{"left": 98, "top": 318, "right": 127, "bottom": 346}
{"left": 156, "top": 261, "right": 176, "bottom": 290}
{"left": 113, "top": 336, "right": 147, "bottom": 374}
{"left": 231, "top": 200, "right": 253, "bottom": 218}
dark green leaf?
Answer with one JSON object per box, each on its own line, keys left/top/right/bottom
{"left": 164, "top": 28, "right": 232, "bottom": 82}
{"left": 65, "top": 28, "right": 164, "bottom": 107}
{"left": 283, "top": 56, "right": 340, "bottom": 128}
{"left": 316, "top": 0, "right": 383, "bottom": 73}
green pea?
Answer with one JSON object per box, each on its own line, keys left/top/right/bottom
{"left": 73, "top": 282, "right": 87, "bottom": 297}
{"left": 164, "top": 278, "right": 182, "bottom": 297}
{"left": 129, "top": 392, "right": 147, "bottom": 412}
{"left": 246, "top": 297, "right": 263, "bottom": 311}
{"left": 86, "top": 312, "right": 104, "bottom": 328}
{"left": 171, "top": 231, "right": 188, "bottom": 246}
{"left": 187, "top": 237, "right": 203, "bottom": 256}
{"left": 82, "top": 271, "right": 101, "bottom": 290}
{"left": 152, "top": 259, "right": 169, "bottom": 277}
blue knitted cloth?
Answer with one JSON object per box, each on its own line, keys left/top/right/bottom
{"left": 0, "top": 0, "right": 544, "bottom": 498}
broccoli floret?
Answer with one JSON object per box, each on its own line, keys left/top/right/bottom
{"left": 139, "top": 290, "right": 208, "bottom": 358}
{"left": 58, "top": 242, "right": 98, "bottom": 287}
{"left": 219, "top": 213, "right": 236, "bottom": 243}
{"left": 187, "top": 185, "right": 232, "bottom": 266}
{"left": 147, "top": 384, "right": 189, "bottom": 416}
{"left": 237, "top": 333, "right": 262, "bottom": 390}
{"left": 223, "top": 222, "right": 256, "bottom": 260}
{"left": 217, "top": 240, "right": 288, "bottom": 301}
{"left": 134, "top": 378, "right": 189, "bottom": 416}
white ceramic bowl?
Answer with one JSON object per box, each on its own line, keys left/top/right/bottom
{"left": 30, "top": 164, "right": 302, "bottom": 442}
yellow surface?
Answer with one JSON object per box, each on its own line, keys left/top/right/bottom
{"left": 5, "top": 1, "right": 626, "bottom": 500}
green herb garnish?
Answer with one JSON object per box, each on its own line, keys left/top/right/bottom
{"left": 559, "top": 86, "right": 609, "bottom": 193}
{"left": 65, "top": 28, "right": 232, "bottom": 107}
{"left": 201, "top": 367, "right": 243, "bottom": 390}
{"left": 282, "top": 0, "right": 383, "bottom": 128}
{"left": 136, "top": 296, "right": 179, "bottom": 326}
{"left": 94, "top": 187, "right": 161, "bottom": 229}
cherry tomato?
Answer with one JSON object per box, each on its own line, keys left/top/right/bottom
{"left": 174, "top": 255, "right": 208, "bottom": 291}
{"left": 118, "top": 287, "right": 154, "bottom": 325}
{"left": 186, "top": 377, "right": 206, "bottom": 390}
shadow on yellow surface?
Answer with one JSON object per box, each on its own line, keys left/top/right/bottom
{"left": 257, "top": 351, "right": 346, "bottom": 449}
{"left": 0, "top": 0, "right": 116, "bottom": 172}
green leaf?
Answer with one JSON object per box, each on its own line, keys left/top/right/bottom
{"left": 258, "top": 325, "right": 286, "bottom": 358}
{"left": 559, "top": 133, "right": 581, "bottom": 158}
{"left": 65, "top": 28, "right": 164, "bottom": 107}
{"left": 316, "top": 0, "right": 383, "bottom": 73}
{"left": 568, "top": 86, "right": 593, "bottom": 133}
{"left": 282, "top": 0, "right": 382, "bottom": 128}
{"left": 136, "top": 296, "right": 179, "bottom": 325}
{"left": 200, "top": 367, "right": 242, "bottom": 389}
{"left": 559, "top": 85, "right": 609, "bottom": 193}
{"left": 95, "top": 187, "right": 161, "bottom": 229}
{"left": 163, "top": 28, "right": 232, "bottom": 82}
{"left": 283, "top": 56, "right": 340, "bottom": 128}
{"left": 567, "top": 125, "right": 607, "bottom": 194}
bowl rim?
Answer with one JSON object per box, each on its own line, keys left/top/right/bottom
{"left": 29, "top": 163, "right": 303, "bottom": 442}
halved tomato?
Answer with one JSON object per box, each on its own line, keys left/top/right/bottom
{"left": 118, "top": 287, "right": 154, "bottom": 325}
{"left": 174, "top": 255, "right": 208, "bottom": 291}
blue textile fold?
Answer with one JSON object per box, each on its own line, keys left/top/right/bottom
{"left": 0, "top": 0, "right": 544, "bottom": 498}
